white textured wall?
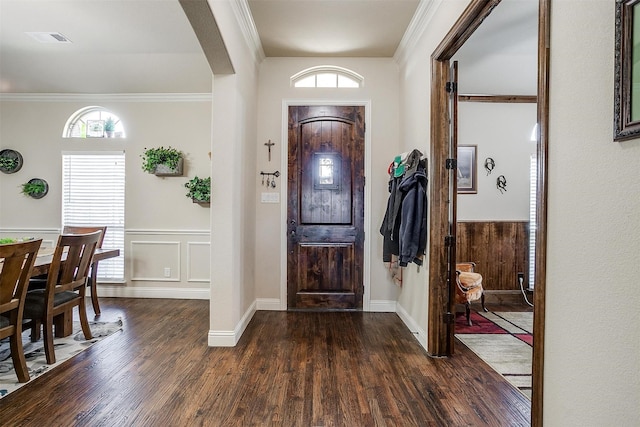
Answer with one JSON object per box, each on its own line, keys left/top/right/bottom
{"left": 457, "top": 102, "right": 537, "bottom": 221}
{"left": 545, "top": 1, "right": 640, "bottom": 424}
{"left": 455, "top": 33, "right": 538, "bottom": 222}
{"left": 397, "top": 0, "right": 470, "bottom": 344}
{"left": 208, "top": 0, "right": 259, "bottom": 342}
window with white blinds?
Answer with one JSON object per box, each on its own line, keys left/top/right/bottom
{"left": 62, "top": 152, "right": 125, "bottom": 281}
{"left": 528, "top": 154, "right": 537, "bottom": 290}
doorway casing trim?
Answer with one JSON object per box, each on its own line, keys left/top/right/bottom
{"left": 427, "top": 1, "right": 549, "bottom": 425}
{"left": 280, "top": 99, "right": 373, "bottom": 311}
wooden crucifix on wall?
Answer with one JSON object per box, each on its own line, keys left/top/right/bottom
{"left": 264, "top": 140, "right": 275, "bottom": 161}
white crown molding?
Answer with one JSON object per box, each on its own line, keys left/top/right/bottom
{"left": 0, "top": 93, "right": 212, "bottom": 102}
{"left": 394, "top": 0, "right": 443, "bottom": 67}
{"left": 231, "top": 0, "right": 265, "bottom": 64}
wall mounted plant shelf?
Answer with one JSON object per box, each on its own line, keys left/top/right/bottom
{"left": 185, "top": 176, "right": 211, "bottom": 206}
{"left": 21, "top": 178, "right": 49, "bottom": 199}
{"left": 141, "top": 146, "right": 184, "bottom": 176}
{"left": 154, "top": 157, "right": 184, "bottom": 176}
{"left": 0, "top": 149, "right": 24, "bottom": 174}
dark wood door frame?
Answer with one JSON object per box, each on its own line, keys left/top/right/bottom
{"left": 281, "top": 101, "right": 372, "bottom": 311}
{"left": 427, "top": 1, "right": 549, "bottom": 426}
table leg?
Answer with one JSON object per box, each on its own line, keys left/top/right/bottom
{"left": 89, "top": 262, "right": 101, "bottom": 315}
{"left": 53, "top": 309, "right": 73, "bottom": 337}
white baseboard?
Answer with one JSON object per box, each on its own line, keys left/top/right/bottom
{"left": 254, "top": 298, "right": 396, "bottom": 312}
{"left": 98, "top": 285, "right": 209, "bottom": 300}
{"left": 256, "top": 298, "right": 283, "bottom": 311}
{"left": 369, "top": 299, "right": 397, "bottom": 312}
{"left": 396, "top": 302, "right": 427, "bottom": 351}
{"left": 208, "top": 301, "right": 257, "bottom": 347}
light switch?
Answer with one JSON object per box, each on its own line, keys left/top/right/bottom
{"left": 261, "top": 192, "right": 280, "bottom": 203}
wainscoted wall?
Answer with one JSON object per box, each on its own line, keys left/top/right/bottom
{"left": 456, "top": 221, "right": 529, "bottom": 296}
{"left": 0, "top": 227, "right": 210, "bottom": 299}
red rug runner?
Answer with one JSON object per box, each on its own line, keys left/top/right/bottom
{"left": 455, "top": 311, "right": 533, "bottom": 346}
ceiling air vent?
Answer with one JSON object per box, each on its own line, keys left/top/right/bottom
{"left": 26, "top": 32, "right": 72, "bottom": 44}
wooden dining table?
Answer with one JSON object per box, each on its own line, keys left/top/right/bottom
{"left": 31, "top": 246, "right": 120, "bottom": 337}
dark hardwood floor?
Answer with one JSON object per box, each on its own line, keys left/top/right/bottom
{"left": 0, "top": 298, "right": 530, "bottom": 426}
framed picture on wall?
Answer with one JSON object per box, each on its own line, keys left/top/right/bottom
{"left": 614, "top": 0, "right": 640, "bottom": 141}
{"left": 86, "top": 120, "right": 105, "bottom": 138}
{"left": 457, "top": 145, "right": 477, "bottom": 194}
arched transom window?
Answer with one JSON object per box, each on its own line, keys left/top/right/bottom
{"left": 291, "top": 66, "right": 363, "bottom": 88}
{"left": 63, "top": 106, "right": 126, "bottom": 138}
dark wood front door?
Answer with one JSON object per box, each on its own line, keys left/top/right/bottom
{"left": 287, "top": 105, "right": 365, "bottom": 310}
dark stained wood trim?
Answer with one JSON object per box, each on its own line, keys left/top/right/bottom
{"left": 427, "top": 58, "right": 451, "bottom": 357}
{"left": 429, "top": 1, "right": 549, "bottom": 426}
{"left": 532, "top": 0, "right": 550, "bottom": 425}
{"left": 428, "top": 0, "right": 501, "bottom": 358}
{"left": 458, "top": 94, "right": 537, "bottom": 103}
{"left": 432, "top": 1, "right": 502, "bottom": 59}
{"left": 456, "top": 221, "right": 529, "bottom": 291}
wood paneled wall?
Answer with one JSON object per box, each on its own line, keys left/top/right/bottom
{"left": 456, "top": 221, "right": 529, "bottom": 291}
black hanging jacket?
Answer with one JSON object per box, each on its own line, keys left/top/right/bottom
{"left": 397, "top": 163, "right": 428, "bottom": 266}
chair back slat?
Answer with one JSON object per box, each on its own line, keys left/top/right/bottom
{"left": 48, "top": 231, "right": 101, "bottom": 298}
{"left": 62, "top": 226, "right": 106, "bottom": 248}
{"left": 0, "top": 238, "right": 42, "bottom": 381}
{"left": 0, "top": 240, "right": 42, "bottom": 309}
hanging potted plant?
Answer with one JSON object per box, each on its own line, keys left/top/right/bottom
{"left": 21, "top": 178, "right": 49, "bottom": 199}
{"left": 0, "top": 149, "right": 23, "bottom": 174}
{"left": 104, "top": 116, "right": 116, "bottom": 138}
{"left": 141, "top": 146, "right": 184, "bottom": 176}
{"left": 184, "top": 176, "right": 211, "bottom": 205}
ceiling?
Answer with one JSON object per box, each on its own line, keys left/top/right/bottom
{"left": 247, "top": 0, "right": 420, "bottom": 57}
{"left": 0, "top": 0, "right": 536, "bottom": 94}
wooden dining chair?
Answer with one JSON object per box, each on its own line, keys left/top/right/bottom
{"left": 0, "top": 238, "right": 42, "bottom": 382}
{"left": 23, "top": 231, "right": 101, "bottom": 364}
{"left": 62, "top": 225, "right": 107, "bottom": 315}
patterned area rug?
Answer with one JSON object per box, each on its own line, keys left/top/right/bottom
{"left": 0, "top": 319, "right": 123, "bottom": 398}
{"left": 455, "top": 311, "right": 533, "bottom": 399}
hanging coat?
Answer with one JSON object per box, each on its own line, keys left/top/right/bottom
{"left": 398, "top": 162, "right": 428, "bottom": 267}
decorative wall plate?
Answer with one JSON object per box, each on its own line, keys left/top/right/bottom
{"left": 0, "top": 149, "right": 24, "bottom": 174}
{"left": 24, "top": 178, "right": 49, "bottom": 199}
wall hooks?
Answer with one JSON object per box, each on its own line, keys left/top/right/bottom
{"left": 260, "top": 170, "right": 280, "bottom": 188}
{"left": 496, "top": 175, "right": 507, "bottom": 193}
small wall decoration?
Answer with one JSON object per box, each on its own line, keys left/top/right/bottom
{"left": 21, "top": 178, "right": 49, "bottom": 199}
{"left": 260, "top": 170, "right": 280, "bottom": 188}
{"left": 184, "top": 176, "right": 211, "bottom": 205}
{"left": 264, "top": 140, "right": 275, "bottom": 161}
{"left": 484, "top": 157, "right": 495, "bottom": 175}
{"left": 0, "top": 149, "right": 23, "bottom": 174}
{"left": 457, "top": 145, "right": 477, "bottom": 194}
{"left": 86, "top": 120, "right": 105, "bottom": 138}
{"left": 496, "top": 175, "right": 507, "bottom": 193}
{"left": 140, "top": 146, "right": 184, "bottom": 176}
